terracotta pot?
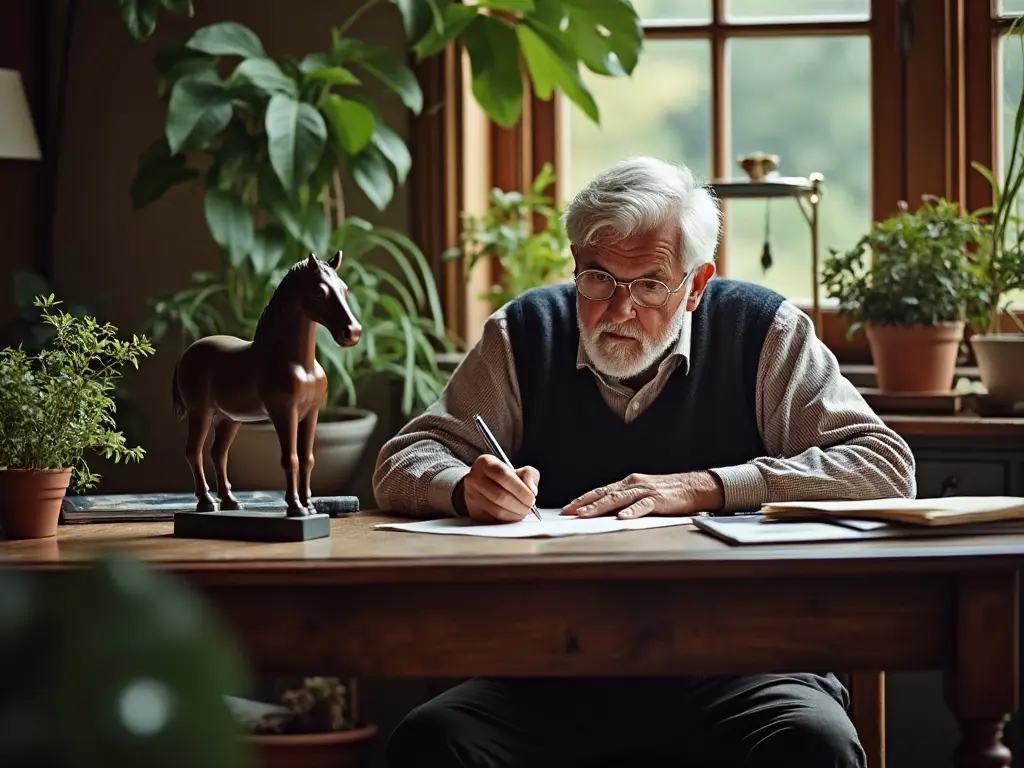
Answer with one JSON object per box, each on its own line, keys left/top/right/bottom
{"left": 864, "top": 321, "right": 964, "bottom": 393}
{"left": 0, "top": 468, "right": 72, "bottom": 540}
{"left": 970, "top": 333, "right": 1024, "bottom": 404}
{"left": 246, "top": 724, "right": 377, "bottom": 768}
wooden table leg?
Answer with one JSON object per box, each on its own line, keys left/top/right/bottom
{"left": 948, "top": 572, "right": 1019, "bottom": 768}
{"left": 850, "top": 671, "right": 885, "bottom": 768}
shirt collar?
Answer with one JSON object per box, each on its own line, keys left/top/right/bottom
{"left": 576, "top": 310, "right": 692, "bottom": 379}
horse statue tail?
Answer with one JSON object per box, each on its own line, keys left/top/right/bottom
{"left": 171, "top": 360, "right": 185, "bottom": 419}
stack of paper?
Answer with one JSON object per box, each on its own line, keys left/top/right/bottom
{"left": 761, "top": 496, "right": 1024, "bottom": 527}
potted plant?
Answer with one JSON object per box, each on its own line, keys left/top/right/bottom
{"left": 233, "top": 676, "right": 376, "bottom": 768}
{"left": 444, "top": 162, "right": 572, "bottom": 310}
{"left": 822, "top": 195, "right": 984, "bottom": 393}
{"left": 965, "top": 18, "right": 1024, "bottom": 406}
{"left": 0, "top": 295, "right": 155, "bottom": 539}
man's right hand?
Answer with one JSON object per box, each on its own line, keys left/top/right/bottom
{"left": 455, "top": 454, "right": 539, "bottom": 524}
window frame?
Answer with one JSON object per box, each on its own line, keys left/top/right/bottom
{"left": 412, "top": 0, "right": 1024, "bottom": 356}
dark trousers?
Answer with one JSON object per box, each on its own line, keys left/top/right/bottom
{"left": 386, "top": 674, "right": 865, "bottom": 768}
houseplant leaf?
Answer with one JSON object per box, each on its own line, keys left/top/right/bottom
{"left": 229, "top": 57, "right": 297, "bottom": 97}
{"left": 165, "top": 70, "right": 233, "bottom": 153}
{"left": 265, "top": 94, "right": 328, "bottom": 193}
{"left": 350, "top": 145, "right": 395, "bottom": 211}
{"left": 331, "top": 37, "right": 423, "bottom": 114}
{"left": 371, "top": 126, "right": 411, "bottom": 184}
{"left": 479, "top": 0, "right": 535, "bottom": 10}
{"left": 160, "top": 0, "right": 194, "bottom": 12}
{"left": 412, "top": 3, "right": 478, "bottom": 58}
{"left": 516, "top": 18, "right": 598, "bottom": 122}
{"left": 391, "top": 0, "right": 437, "bottom": 44}
{"left": 131, "top": 138, "right": 198, "bottom": 209}
{"left": 204, "top": 188, "right": 255, "bottom": 267}
{"left": 560, "top": 0, "right": 643, "bottom": 74}
{"left": 120, "top": 0, "right": 159, "bottom": 42}
{"left": 250, "top": 226, "right": 287, "bottom": 274}
{"left": 321, "top": 94, "right": 376, "bottom": 155}
{"left": 186, "top": 21, "right": 266, "bottom": 58}
{"left": 304, "top": 66, "right": 362, "bottom": 87}
{"left": 461, "top": 15, "right": 523, "bottom": 128}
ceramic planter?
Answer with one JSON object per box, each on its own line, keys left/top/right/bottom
{"left": 0, "top": 468, "right": 72, "bottom": 539}
{"left": 222, "top": 407, "right": 378, "bottom": 495}
{"left": 246, "top": 723, "right": 377, "bottom": 768}
{"left": 864, "top": 321, "right": 965, "bottom": 393}
{"left": 970, "top": 333, "right": 1024, "bottom": 404}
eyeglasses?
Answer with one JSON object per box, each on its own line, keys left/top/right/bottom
{"left": 573, "top": 269, "right": 688, "bottom": 309}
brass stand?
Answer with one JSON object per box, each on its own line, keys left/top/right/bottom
{"left": 708, "top": 173, "right": 826, "bottom": 337}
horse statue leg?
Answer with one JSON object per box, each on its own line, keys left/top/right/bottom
{"left": 185, "top": 409, "right": 218, "bottom": 512}
{"left": 210, "top": 417, "right": 243, "bottom": 510}
{"left": 297, "top": 407, "right": 320, "bottom": 511}
{"left": 268, "top": 405, "right": 306, "bottom": 516}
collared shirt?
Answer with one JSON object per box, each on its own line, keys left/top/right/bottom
{"left": 371, "top": 299, "right": 917, "bottom": 517}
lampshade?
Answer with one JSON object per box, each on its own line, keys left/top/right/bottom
{"left": 0, "top": 68, "right": 42, "bottom": 160}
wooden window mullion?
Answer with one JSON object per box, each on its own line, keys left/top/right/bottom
{"left": 711, "top": 0, "right": 729, "bottom": 274}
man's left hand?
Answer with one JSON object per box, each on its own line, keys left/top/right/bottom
{"left": 561, "top": 471, "right": 725, "bottom": 519}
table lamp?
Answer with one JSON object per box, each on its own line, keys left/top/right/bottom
{"left": 0, "top": 68, "right": 42, "bottom": 161}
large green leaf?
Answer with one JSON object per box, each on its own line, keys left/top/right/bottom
{"left": 299, "top": 204, "right": 331, "bottom": 254}
{"left": 229, "top": 57, "right": 297, "bottom": 97}
{"left": 186, "top": 22, "right": 266, "bottom": 58}
{"left": 332, "top": 38, "right": 423, "bottom": 114}
{"left": 350, "top": 145, "right": 395, "bottom": 211}
{"left": 250, "top": 226, "right": 287, "bottom": 273}
{"left": 462, "top": 16, "right": 523, "bottom": 128}
{"left": 160, "top": 0, "right": 194, "bottom": 12}
{"left": 413, "top": 3, "right": 479, "bottom": 58}
{"left": 558, "top": 0, "right": 643, "bottom": 74}
{"left": 165, "top": 70, "right": 233, "bottom": 153}
{"left": 321, "top": 94, "right": 376, "bottom": 155}
{"left": 131, "top": 138, "right": 198, "bottom": 209}
{"left": 120, "top": 0, "right": 159, "bottom": 41}
{"left": 517, "top": 19, "right": 598, "bottom": 123}
{"left": 479, "top": 0, "right": 535, "bottom": 10}
{"left": 304, "top": 66, "right": 361, "bottom": 87}
{"left": 204, "top": 188, "right": 254, "bottom": 266}
{"left": 371, "top": 125, "right": 411, "bottom": 184}
{"left": 391, "top": 0, "right": 436, "bottom": 44}
{"left": 265, "top": 94, "right": 328, "bottom": 193}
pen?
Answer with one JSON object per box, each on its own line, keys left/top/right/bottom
{"left": 473, "top": 414, "right": 543, "bottom": 521}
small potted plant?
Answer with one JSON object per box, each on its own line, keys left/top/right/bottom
{"left": 0, "top": 294, "right": 155, "bottom": 539}
{"left": 443, "top": 162, "right": 572, "bottom": 311}
{"left": 822, "top": 195, "right": 984, "bottom": 393}
{"left": 235, "top": 676, "right": 376, "bottom": 768}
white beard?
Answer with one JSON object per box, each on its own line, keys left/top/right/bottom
{"left": 578, "top": 303, "right": 687, "bottom": 380}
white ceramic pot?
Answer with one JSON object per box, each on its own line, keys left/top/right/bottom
{"left": 970, "top": 334, "right": 1024, "bottom": 404}
{"left": 221, "top": 407, "right": 378, "bottom": 496}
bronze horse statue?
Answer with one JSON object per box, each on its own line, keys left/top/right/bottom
{"left": 172, "top": 252, "right": 361, "bottom": 516}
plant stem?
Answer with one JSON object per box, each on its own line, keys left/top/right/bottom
{"left": 334, "top": 0, "right": 383, "bottom": 39}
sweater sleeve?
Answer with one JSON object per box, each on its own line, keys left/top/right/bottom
{"left": 709, "top": 301, "right": 917, "bottom": 511}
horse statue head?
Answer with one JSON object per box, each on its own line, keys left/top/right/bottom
{"left": 293, "top": 251, "right": 362, "bottom": 348}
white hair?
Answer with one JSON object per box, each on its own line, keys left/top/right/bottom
{"left": 562, "top": 156, "right": 722, "bottom": 271}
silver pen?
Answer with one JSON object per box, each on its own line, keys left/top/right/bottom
{"left": 473, "top": 414, "right": 542, "bottom": 521}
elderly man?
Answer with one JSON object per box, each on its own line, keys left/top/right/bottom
{"left": 373, "top": 156, "right": 916, "bottom": 768}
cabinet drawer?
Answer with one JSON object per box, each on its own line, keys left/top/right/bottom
{"left": 915, "top": 459, "right": 1010, "bottom": 498}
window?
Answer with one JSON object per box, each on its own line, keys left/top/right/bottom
{"left": 560, "top": 0, "right": 874, "bottom": 306}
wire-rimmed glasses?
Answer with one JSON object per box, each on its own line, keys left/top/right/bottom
{"left": 573, "top": 269, "right": 688, "bottom": 309}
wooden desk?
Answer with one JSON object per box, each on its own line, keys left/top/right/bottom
{"left": 2, "top": 513, "right": 1023, "bottom": 768}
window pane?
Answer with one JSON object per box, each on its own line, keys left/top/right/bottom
{"left": 726, "top": 0, "right": 869, "bottom": 22}
{"left": 997, "top": 33, "right": 1024, "bottom": 306}
{"left": 630, "top": 0, "right": 711, "bottom": 24}
{"left": 726, "top": 36, "right": 871, "bottom": 304}
{"left": 998, "top": 0, "right": 1024, "bottom": 17}
{"left": 563, "top": 39, "right": 712, "bottom": 197}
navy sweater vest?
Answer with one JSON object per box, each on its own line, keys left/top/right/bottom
{"left": 505, "top": 278, "right": 785, "bottom": 509}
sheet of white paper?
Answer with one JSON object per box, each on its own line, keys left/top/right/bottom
{"left": 763, "top": 496, "right": 1024, "bottom": 515}
{"left": 375, "top": 508, "right": 693, "bottom": 538}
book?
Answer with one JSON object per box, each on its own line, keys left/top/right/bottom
{"left": 694, "top": 513, "right": 1024, "bottom": 546}
{"left": 761, "top": 496, "right": 1024, "bottom": 527}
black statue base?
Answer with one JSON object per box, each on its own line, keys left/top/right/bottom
{"left": 173, "top": 509, "right": 331, "bottom": 542}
